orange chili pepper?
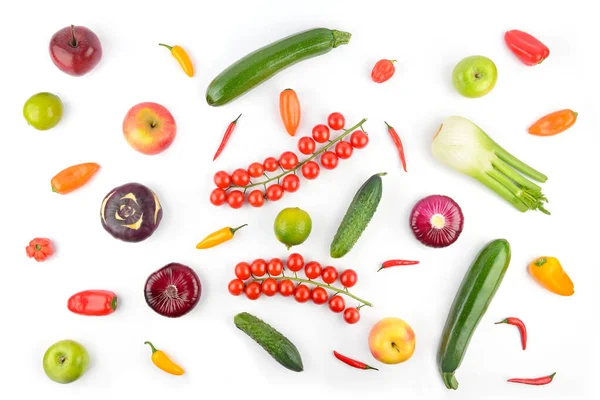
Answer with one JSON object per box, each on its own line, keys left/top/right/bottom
{"left": 528, "top": 256, "right": 574, "bottom": 296}
{"left": 159, "top": 43, "right": 194, "bottom": 77}
{"left": 527, "top": 109, "right": 578, "bottom": 136}
{"left": 279, "top": 89, "right": 301, "bottom": 136}
{"left": 51, "top": 162, "right": 100, "bottom": 194}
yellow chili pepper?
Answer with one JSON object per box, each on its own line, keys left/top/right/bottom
{"left": 159, "top": 43, "right": 194, "bottom": 77}
{"left": 144, "top": 341, "right": 184, "bottom": 375}
{"left": 196, "top": 224, "right": 247, "bottom": 249}
{"left": 528, "top": 256, "right": 574, "bottom": 296}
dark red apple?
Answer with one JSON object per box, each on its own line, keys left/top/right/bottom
{"left": 49, "top": 25, "right": 102, "bottom": 76}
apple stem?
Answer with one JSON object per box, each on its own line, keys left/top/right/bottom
{"left": 475, "top": 73, "right": 482, "bottom": 79}
{"left": 391, "top": 342, "right": 400, "bottom": 352}
{"left": 69, "top": 25, "right": 78, "bottom": 48}
{"left": 58, "top": 355, "right": 66, "bottom": 364}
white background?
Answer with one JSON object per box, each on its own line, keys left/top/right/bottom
{"left": 1, "top": 0, "right": 598, "bottom": 399}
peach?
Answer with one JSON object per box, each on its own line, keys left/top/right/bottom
{"left": 123, "top": 102, "right": 176, "bottom": 155}
{"left": 368, "top": 317, "right": 416, "bottom": 364}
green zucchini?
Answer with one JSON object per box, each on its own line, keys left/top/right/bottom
{"left": 234, "top": 312, "right": 303, "bottom": 372}
{"left": 437, "top": 239, "right": 511, "bottom": 390}
{"left": 330, "top": 172, "right": 386, "bottom": 259}
{"left": 206, "top": 28, "right": 351, "bottom": 106}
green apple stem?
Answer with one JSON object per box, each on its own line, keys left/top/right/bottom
{"left": 69, "top": 25, "right": 78, "bottom": 48}
{"left": 58, "top": 355, "right": 66, "bottom": 364}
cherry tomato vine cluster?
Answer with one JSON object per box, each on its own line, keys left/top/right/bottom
{"left": 227, "top": 253, "right": 372, "bottom": 324}
{"left": 210, "top": 112, "right": 370, "bottom": 208}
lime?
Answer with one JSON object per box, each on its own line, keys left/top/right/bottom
{"left": 274, "top": 207, "right": 312, "bottom": 249}
{"left": 23, "top": 92, "right": 63, "bottom": 130}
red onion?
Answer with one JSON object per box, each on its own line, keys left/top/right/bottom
{"left": 144, "top": 263, "right": 201, "bottom": 318}
{"left": 409, "top": 195, "right": 464, "bottom": 248}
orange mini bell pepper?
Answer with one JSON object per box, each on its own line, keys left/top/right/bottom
{"left": 51, "top": 162, "right": 100, "bottom": 194}
{"left": 528, "top": 109, "right": 578, "bottom": 136}
{"left": 528, "top": 256, "right": 574, "bottom": 296}
{"left": 159, "top": 43, "right": 194, "bottom": 77}
{"left": 279, "top": 89, "right": 301, "bottom": 136}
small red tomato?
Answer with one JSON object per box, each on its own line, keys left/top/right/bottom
{"left": 312, "top": 124, "right": 330, "bottom": 143}
{"left": 287, "top": 253, "right": 304, "bottom": 272}
{"left": 328, "top": 112, "right": 345, "bottom": 130}
{"left": 261, "top": 278, "right": 278, "bottom": 296}
{"left": 298, "top": 136, "right": 316, "bottom": 155}
{"left": 266, "top": 184, "right": 284, "bottom": 201}
{"left": 231, "top": 168, "right": 251, "bottom": 187}
{"left": 335, "top": 141, "right": 353, "bottom": 159}
{"left": 350, "top": 130, "right": 369, "bottom": 149}
{"left": 244, "top": 281, "right": 262, "bottom": 300}
{"left": 213, "top": 171, "right": 231, "bottom": 188}
{"left": 210, "top": 188, "right": 227, "bottom": 206}
{"left": 267, "top": 258, "right": 284, "bottom": 276}
{"left": 343, "top": 307, "right": 360, "bottom": 324}
{"left": 247, "top": 190, "right": 265, "bottom": 208}
{"left": 322, "top": 266, "right": 338, "bottom": 284}
{"left": 301, "top": 161, "right": 320, "bottom": 180}
{"left": 329, "top": 295, "right": 346, "bottom": 313}
{"left": 294, "top": 284, "right": 311, "bottom": 303}
{"left": 235, "top": 262, "right": 252, "bottom": 280}
{"left": 340, "top": 269, "right": 358, "bottom": 288}
{"left": 250, "top": 259, "right": 267, "bottom": 277}
{"left": 279, "top": 280, "right": 295, "bottom": 297}
{"left": 282, "top": 174, "right": 300, "bottom": 193}
{"left": 228, "top": 279, "right": 245, "bottom": 296}
{"left": 311, "top": 287, "right": 328, "bottom": 304}
{"left": 248, "top": 162, "right": 264, "bottom": 178}
{"left": 371, "top": 59, "right": 396, "bottom": 83}
{"left": 263, "top": 157, "right": 279, "bottom": 172}
{"left": 304, "top": 261, "right": 322, "bottom": 280}
{"left": 226, "top": 190, "right": 245, "bottom": 209}
{"left": 279, "top": 151, "right": 299, "bottom": 170}
{"left": 320, "top": 151, "right": 339, "bottom": 170}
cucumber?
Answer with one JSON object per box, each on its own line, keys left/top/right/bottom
{"left": 206, "top": 28, "right": 351, "bottom": 106}
{"left": 234, "top": 312, "right": 303, "bottom": 372}
{"left": 330, "top": 172, "right": 386, "bottom": 259}
{"left": 437, "top": 239, "right": 511, "bottom": 390}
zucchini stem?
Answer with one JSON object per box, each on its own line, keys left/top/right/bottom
{"left": 331, "top": 30, "right": 352, "bottom": 47}
{"left": 442, "top": 372, "right": 459, "bottom": 390}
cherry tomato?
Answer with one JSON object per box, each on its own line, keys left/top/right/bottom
{"left": 235, "top": 262, "right": 252, "bottom": 280}
{"left": 340, "top": 269, "right": 358, "bottom": 288}
{"left": 301, "top": 161, "right": 320, "bottom": 180}
{"left": 261, "top": 278, "right": 278, "bottom": 296}
{"left": 248, "top": 162, "right": 264, "bottom": 178}
{"left": 282, "top": 174, "right": 300, "bottom": 193}
{"left": 244, "top": 281, "right": 261, "bottom": 300}
{"left": 214, "top": 171, "right": 231, "bottom": 188}
{"left": 231, "top": 168, "right": 251, "bottom": 187}
{"left": 226, "top": 190, "right": 245, "bottom": 209}
{"left": 267, "top": 258, "right": 284, "bottom": 276}
{"left": 287, "top": 253, "right": 304, "bottom": 272}
{"left": 298, "top": 136, "right": 316, "bottom": 155}
{"left": 263, "top": 157, "right": 279, "bottom": 172}
{"left": 228, "top": 278, "right": 245, "bottom": 296}
{"left": 311, "top": 287, "right": 328, "bottom": 304}
{"left": 279, "top": 279, "right": 295, "bottom": 297}
{"left": 328, "top": 112, "right": 345, "bottom": 130}
{"left": 320, "top": 151, "right": 339, "bottom": 170}
{"left": 335, "top": 141, "right": 353, "bottom": 159}
{"left": 250, "top": 258, "right": 267, "bottom": 277}
{"left": 321, "top": 266, "right": 338, "bottom": 284}
{"left": 247, "top": 190, "right": 265, "bottom": 207}
{"left": 304, "top": 261, "right": 322, "bottom": 280}
{"left": 266, "top": 184, "right": 284, "bottom": 201}
{"left": 294, "top": 284, "right": 311, "bottom": 303}
{"left": 350, "top": 130, "right": 369, "bottom": 149}
{"left": 210, "top": 188, "right": 227, "bottom": 206}
{"left": 312, "top": 124, "right": 330, "bottom": 143}
{"left": 343, "top": 307, "right": 360, "bottom": 324}
{"left": 329, "top": 295, "right": 346, "bottom": 313}
{"left": 279, "top": 151, "right": 299, "bottom": 170}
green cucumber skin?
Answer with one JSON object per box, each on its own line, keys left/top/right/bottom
{"left": 206, "top": 28, "right": 351, "bottom": 107}
{"left": 330, "top": 173, "right": 385, "bottom": 259}
{"left": 234, "top": 312, "right": 303, "bottom": 372}
{"left": 437, "top": 239, "right": 511, "bottom": 390}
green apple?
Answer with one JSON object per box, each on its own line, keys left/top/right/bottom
{"left": 43, "top": 339, "right": 89, "bottom": 384}
{"left": 452, "top": 55, "right": 498, "bottom": 98}
{"left": 23, "top": 92, "right": 64, "bottom": 130}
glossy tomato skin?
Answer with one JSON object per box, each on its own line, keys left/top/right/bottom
{"left": 263, "top": 157, "right": 279, "bottom": 172}
{"left": 266, "top": 184, "right": 284, "bottom": 201}
{"left": 371, "top": 59, "right": 396, "bottom": 83}
{"left": 294, "top": 284, "right": 311, "bottom": 303}
{"left": 287, "top": 253, "right": 304, "bottom": 272}
{"left": 282, "top": 174, "right": 300, "bottom": 192}
{"left": 298, "top": 137, "right": 316, "bottom": 155}
{"left": 228, "top": 279, "right": 244, "bottom": 296}
{"left": 335, "top": 141, "right": 353, "bottom": 159}
{"left": 226, "top": 190, "right": 245, "bottom": 208}
{"left": 321, "top": 266, "right": 339, "bottom": 284}
{"left": 329, "top": 295, "right": 345, "bottom": 313}
{"left": 304, "top": 261, "right": 323, "bottom": 280}
{"left": 340, "top": 269, "right": 358, "bottom": 288}
{"left": 214, "top": 171, "right": 231, "bottom": 188}
{"left": 261, "top": 278, "right": 278, "bottom": 296}
{"left": 248, "top": 162, "right": 264, "bottom": 178}
{"left": 312, "top": 124, "right": 330, "bottom": 143}
{"left": 235, "top": 262, "right": 252, "bottom": 280}
{"left": 311, "top": 287, "right": 328, "bottom": 304}
{"left": 321, "top": 151, "right": 339, "bottom": 170}
{"left": 231, "top": 168, "right": 251, "bottom": 186}
{"left": 250, "top": 259, "right": 267, "bottom": 277}
{"left": 279, "top": 280, "right": 295, "bottom": 296}
{"left": 301, "top": 161, "right": 320, "bottom": 180}
{"left": 267, "top": 258, "right": 284, "bottom": 276}
{"left": 343, "top": 307, "right": 360, "bottom": 324}
{"left": 210, "top": 188, "right": 227, "bottom": 206}
{"left": 328, "top": 112, "right": 345, "bottom": 130}
{"left": 279, "top": 151, "right": 299, "bottom": 170}
{"left": 247, "top": 190, "right": 265, "bottom": 207}
{"left": 350, "top": 130, "right": 369, "bottom": 149}
{"left": 245, "top": 282, "right": 261, "bottom": 300}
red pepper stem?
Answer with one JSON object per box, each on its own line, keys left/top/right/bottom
{"left": 69, "top": 25, "right": 78, "bottom": 47}
{"left": 230, "top": 224, "right": 248, "bottom": 234}
{"left": 494, "top": 318, "right": 509, "bottom": 324}
{"left": 384, "top": 121, "right": 393, "bottom": 130}
{"left": 158, "top": 43, "right": 173, "bottom": 51}
{"left": 232, "top": 113, "right": 242, "bottom": 124}
{"left": 377, "top": 266, "right": 385, "bottom": 272}
{"left": 144, "top": 341, "right": 158, "bottom": 353}
{"left": 110, "top": 296, "right": 118, "bottom": 311}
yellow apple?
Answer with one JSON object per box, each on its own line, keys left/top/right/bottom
{"left": 368, "top": 317, "right": 416, "bottom": 364}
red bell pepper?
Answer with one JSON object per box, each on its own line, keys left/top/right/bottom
{"left": 504, "top": 30, "right": 550, "bottom": 66}
{"left": 68, "top": 290, "right": 118, "bottom": 316}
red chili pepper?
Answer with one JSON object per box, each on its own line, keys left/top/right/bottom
{"left": 213, "top": 113, "right": 242, "bottom": 161}
{"left": 333, "top": 350, "right": 378, "bottom": 370}
{"left": 495, "top": 317, "right": 527, "bottom": 350}
{"left": 504, "top": 30, "right": 550, "bottom": 66}
{"left": 378, "top": 259, "right": 420, "bottom": 272}
{"left": 67, "top": 290, "right": 118, "bottom": 316}
{"left": 508, "top": 372, "right": 556, "bottom": 386}
{"left": 384, "top": 121, "right": 407, "bottom": 172}
{"left": 371, "top": 59, "right": 396, "bottom": 83}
